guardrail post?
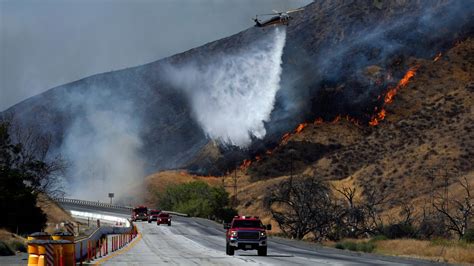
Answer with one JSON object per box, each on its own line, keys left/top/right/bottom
{"left": 79, "top": 241, "right": 83, "bottom": 265}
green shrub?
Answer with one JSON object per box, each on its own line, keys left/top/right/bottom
{"left": 358, "top": 242, "right": 376, "bottom": 252}
{"left": 462, "top": 229, "right": 474, "bottom": 243}
{"left": 343, "top": 241, "right": 358, "bottom": 251}
{"left": 0, "top": 241, "right": 15, "bottom": 256}
{"left": 7, "top": 240, "right": 26, "bottom": 253}
{"left": 158, "top": 181, "right": 236, "bottom": 221}
{"left": 370, "top": 235, "right": 388, "bottom": 242}
{"left": 334, "top": 241, "right": 375, "bottom": 253}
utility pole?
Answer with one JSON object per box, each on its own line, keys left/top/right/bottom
{"left": 233, "top": 166, "right": 238, "bottom": 206}
{"left": 222, "top": 163, "right": 238, "bottom": 208}
{"left": 289, "top": 149, "right": 296, "bottom": 188}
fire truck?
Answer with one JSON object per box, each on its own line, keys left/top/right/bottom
{"left": 131, "top": 206, "right": 148, "bottom": 222}
{"left": 224, "top": 216, "right": 272, "bottom": 256}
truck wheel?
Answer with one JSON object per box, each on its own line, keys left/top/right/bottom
{"left": 148, "top": 220, "right": 151, "bottom": 223}
{"left": 226, "top": 243, "right": 234, "bottom": 256}
{"left": 168, "top": 222, "right": 171, "bottom": 226}
{"left": 258, "top": 246, "right": 267, "bottom": 256}
{"left": 157, "top": 223, "right": 160, "bottom": 226}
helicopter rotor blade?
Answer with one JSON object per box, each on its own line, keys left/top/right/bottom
{"left": 286, "top": 8, "right": 304, "bottom": 14}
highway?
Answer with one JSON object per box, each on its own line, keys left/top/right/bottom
{"left": 100, "top": 216, "right": 438, "bottom": 265}
{"left": 57, "top": 200, "right": 439, "bottom": 265}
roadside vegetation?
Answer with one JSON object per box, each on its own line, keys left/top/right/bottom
{"left": 0, "top": 118, "right": 65, "bottom": 235}
{"left": 265, "top": 173, "right": 473, "bottom": 263}
{"left": 157, "top": 181, "right": 237, "bottom": 222}
{"left": 0, "top": 228, "right": 27, "bottom": 256}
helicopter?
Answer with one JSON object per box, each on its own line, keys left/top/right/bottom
{"left": 253, "top": 8, "right": 304, "bottom": 27}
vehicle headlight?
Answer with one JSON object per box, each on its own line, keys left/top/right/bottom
{"left": 260, "top": 231, "right": 266, "bottom": 237}
{"left": 230, "top": 231, "right": 237, "bottom": 237}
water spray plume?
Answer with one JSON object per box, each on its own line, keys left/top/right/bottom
{"left": 167, "top": 28, "right": 287, "bottom": 147}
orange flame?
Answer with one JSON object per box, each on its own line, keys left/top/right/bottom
{"left": 295, "top": 123, "right": 307, "bottom": 134}
{"left": 240, "top": 159, "right": 251, "bottom": 170}
{"left": 368, "top": 117, "right": 379, "bottom": 126}
{"left": 281, "top": 132, "right": 291, "bottom": 143}
{"left": 370, "top": 65, "right": 419, "bottom": 126}
{"left": 384, "top": 66, "right": 418, "bottom": 104}
{"left": 377, "top": 108, "right": 386, "bottom": 120}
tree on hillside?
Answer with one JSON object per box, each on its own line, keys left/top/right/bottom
{"left": 433, "top": 176, "right": 473, "bottom": 239}
{"left": 265, "top": 175, "right": 336, "bottom": 240}
{"left": 9, "top": 122, "right": 66, "bottom": 197}
{"left": 0, "top": 121, "right": 46, "bottom": 233}
{"left": 158, "top": 181, "right": 236, "bottom": 221}
{"left": 0, "top": 119, "right": 65, "bottom": 234}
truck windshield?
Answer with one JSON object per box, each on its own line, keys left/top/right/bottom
{"left": 150, "top": 211, "right": 160, "bottom": 215}
{"left": 134, "top": 207, "right": 147, "bottom": 213}
{"left": 232, "top": 220, "right": 263, "bottom": 228}
{"left": 159, "top": 213, "right": 169, "bottom": 217}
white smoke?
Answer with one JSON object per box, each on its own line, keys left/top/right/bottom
{"left": 60, "top": 88, "right": 144, "bottom": 201}
{"left": 167, "top": 27, "right": 287, "bottom": 147}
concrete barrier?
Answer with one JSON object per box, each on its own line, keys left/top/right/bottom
{"left": 74, "top": 226, "right": 133, "bottom": 261}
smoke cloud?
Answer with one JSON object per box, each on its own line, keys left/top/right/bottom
{"left": 166, "top": 28, "right": 287, "bottom": 147}
{"left": 59, "top": 88, "right": 144, "bottom": 201}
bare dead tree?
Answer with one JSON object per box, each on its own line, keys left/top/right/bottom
{"left": 335, "top": 186, "right": 356, "bottom": 209}
{"left": 433, "top": 176, "right": 473, "bottom": 239}
{"left": 333, "top": 186, "right": 366, "bottom": 238}
{"left": 4, "top": 117, "right": 67, "bottom": 198}
{"left": 361, "top": 184, "right": 388, "bottom": 235}
{"left": 265, "top": 175, "right": 334, "bottom": 240}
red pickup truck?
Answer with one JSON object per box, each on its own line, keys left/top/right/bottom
{"left": 156, "top": 212, "right": 171, "bottom": 226}
{"left": 131, "top": 206, "right": 148, "bottom": 222}
{"left": 224, "top": 216, "right": 271, "bottom": 256}
{"left": 148, "top": 209, "right": 161, "bottom": 223}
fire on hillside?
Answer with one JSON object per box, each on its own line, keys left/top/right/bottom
{"left": 239, "top": 65, "right": 421, "bottom": 170}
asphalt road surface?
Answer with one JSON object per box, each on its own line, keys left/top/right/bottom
{"left": 100, "top": 216, "right": 440, "bottom": 266}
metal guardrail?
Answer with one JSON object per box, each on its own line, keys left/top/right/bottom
{"left": 74, "top": 226, "right": 133, "bottom": 261}
{"left": 54, "top": 197, "right": 133, "bottom": 211}
{"left": 54, "top": 197, "right": 189, "bottom": 217}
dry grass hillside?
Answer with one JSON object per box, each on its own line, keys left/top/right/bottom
{"left": 36, "top": 194, "right": 75, "bottom": 234}
{"left": 145, "top": 39, "right": 473, "bottom": 226}
{"left": 233, "top": 38, "right": 473, "bottom": 225}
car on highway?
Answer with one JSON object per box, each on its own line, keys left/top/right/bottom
{"left": 147, "top": 209, "right": 161, "bottom": 223}
{"left": 224, "top": 216, "right": 271, "bottom": 256}
{"left": 131, "top": 206, "right": 148, "bottom": 222}
{"left": 156, "top": 212, "right": 171, "bottom": 226}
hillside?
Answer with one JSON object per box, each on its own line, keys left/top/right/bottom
{"left": 1, "top": 0, "right": 473, "bottom": 200}
{"left": 233, "top": 37, "right": 473, "bottom": 226}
